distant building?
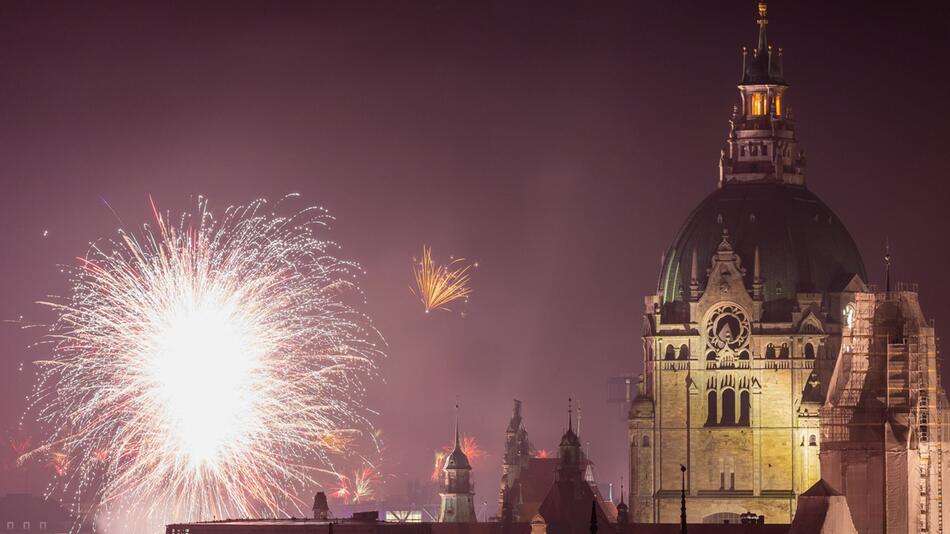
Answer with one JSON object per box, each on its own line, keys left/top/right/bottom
{"left": 0, "top": 493, "right": 73, "bottom": 534}
{"left": 498, "top": 400, "right": 615, "bottom": 534}
{"left": 438, "top": 410, "right": 477, "bottom": 523}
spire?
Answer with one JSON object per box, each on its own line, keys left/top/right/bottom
{"left": 752, "top": 245, "right": 764, "bottom": 300}
{"left": 689, "top": 249, "right": 701, "bottom": 300}
{"left": 444, "top": 401, "right": 471, "bottom": 470}
{"left": 568, "top": 397, "right": 573, "bottom": 433}
{"left": 455, "top": 402, "right": 461, "bottom": 449}
{"left": 755, "top": 1, "right": 769, "bottom": 56}
{"left": 884, "top": 239, "right": 892, "bottom": 292}
{"left": 577, "top": 400, "right": 582, "bottom": 437}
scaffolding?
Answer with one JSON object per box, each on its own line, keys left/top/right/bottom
{"left": 821, "top": 290, "right": 948, "bottom": 534}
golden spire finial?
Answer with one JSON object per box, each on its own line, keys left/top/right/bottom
{"left": 758, "top": 1, "right": 768, "bottom": 19}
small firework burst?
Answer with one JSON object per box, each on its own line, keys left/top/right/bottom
{"left": 535, "top": 449, "right": 551, "bottom": 459}
{"left": 47, "top": 451, "right": 69, "bottom": 477}
{"left": 332, "top": 466, "right": 379, "bottom": 504}
{"left": 411, "top": 246, "right": 474, "bottom": 313}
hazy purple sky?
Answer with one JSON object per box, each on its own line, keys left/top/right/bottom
{"left": 1, "top": 0, "right": 948, "bottom": 513}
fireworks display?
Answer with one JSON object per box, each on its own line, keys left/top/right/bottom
{"left": 411, "top": 246, "right": 474, "bottom": 314}
{"left": 29, "top": 196, "right": 382, "bottom": 532}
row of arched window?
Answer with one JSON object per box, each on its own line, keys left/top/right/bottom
{"left": 663, "top": 344, "right": 690, "bottom": 360}
{"left": 660, "top": 342, "right": 816, "bottom": 360}
{"left": 706, "top": 389, "right": 751, "bottom": 427}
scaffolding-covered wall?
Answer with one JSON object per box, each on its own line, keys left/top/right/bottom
{"left": 820, "top": 290, "right": 949, "bottom": 534}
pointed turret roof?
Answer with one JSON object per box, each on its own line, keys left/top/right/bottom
{"left": 741, "top": 1, "right": 785, "bottom": 85}
{"left": 559, "top": 398, "right": 582, "bottom": 447}
{"left": 444, "top": 404, "right": 472, "bottom": 470}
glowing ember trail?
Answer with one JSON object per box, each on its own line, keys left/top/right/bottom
{"left": 30, "top": 195, "right": 382, "bottom": 532}
{"left": 411, "top": 245, "right": 474, "bottom": 313}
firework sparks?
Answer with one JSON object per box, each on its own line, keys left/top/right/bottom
{"left": 430, "top": 451, "right": 446, "bottom": 481}
{"left": 534, "top": 449, "right": 551, "bottom": 459}
{"left": 47, "top": 450, "right": 69, "bottom": 477}
{"left": 31, "top": 196, "right": 382, "bottom": 532}
{"left": 411, "top": 246, "right": 474, "bottom": 313}
{"left": 331, "top": 466, "right": 379, "bottom": 504}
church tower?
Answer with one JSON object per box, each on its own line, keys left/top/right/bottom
{"left": 631, "top": 0, "right": 868, "bottom": 525}
{"left": 439, "top": 407, "right": 477, "bottom": 523}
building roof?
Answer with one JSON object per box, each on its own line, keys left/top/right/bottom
{"left": 741, "top": 1, "right": 785, "bottom": 86}
{"left": 659, "top": 183, "right": 866, "bottom": 315}
{"left": 558, "top": 428, "right": 581, "bottom": 448}
{"left": 800, "top": 479, "right": 842, "bottom": 498}
{"left": 167, "top": 520, "right": 533, "bottom": 534}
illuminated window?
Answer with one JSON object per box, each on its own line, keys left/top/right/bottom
{"left": 751, "top": 93, "right": 766, "bottom": 115}
{"left": 774, "top": 94, "right": 782, "bottom": 116}
{"left": 809, "top": 435, "right": 817, "bottom": 446}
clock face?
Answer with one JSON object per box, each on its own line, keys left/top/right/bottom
{"left": 705, "top": 303, "right": 751, "bottom": 352}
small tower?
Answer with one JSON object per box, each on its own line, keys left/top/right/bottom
{"left": 439, "top": 405, "right": 477, "bottom": 523}
{"left": 721, "top": 0, "right": 806, "bottom": 187}
{"left": 556, "top": 398, "right": 585, "bottom": 482}
{"left": 312, "top": 491, "right": 330, "bottom": 520}
{"left": 616, "top": 480, "right": 629, "bottom": 527}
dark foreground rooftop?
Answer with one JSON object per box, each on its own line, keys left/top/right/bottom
{"left": 167, "top": 519, "right": 788, "bottom": 534}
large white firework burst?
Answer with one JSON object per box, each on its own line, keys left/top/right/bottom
{"left": 30, "top": 195, "right": 381, "bottom": 532}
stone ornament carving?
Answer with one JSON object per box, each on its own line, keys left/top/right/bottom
{"left": 705, "top": 302, "right": 751, "bottom": 362}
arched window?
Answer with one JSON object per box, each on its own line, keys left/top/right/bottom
{"left": 808, "top": 435, "right": 817, "bottom": 447}
{"left": 779, "top": 343, "right": 790, "bottom": 359}
{"left": 642, "top": 435, "right": 650, "bottom": 447}
{"left": 720, "top": 389, "right": 736, "bottom": 426}
{"left": 678, "top": 344, "right": 690, "bottom": 360}
{"left": 774, "top": 94, "right": 783, "bottom": 116}
{"left": 805, "top": 343, "right": 815, "bottom": 359}
{"left": 739, "top": 350, "right": 750, "bottom": 360}
{"left": 765, "top": 344, "right": 776, "bottom": 359}
{"left": 706, "top": 351, "right": 717, "bottom": 361}
{"left": 665, "top": 345, "right": 676, "bottom": 360}
{"left": 706, "top": 391, "right": 718, "bottom": 427}
{"left": 739, "top": 391, "right": 751, "bottom": 426}
{"left": 751, "top": 93, "right": 766, "bottom": 115}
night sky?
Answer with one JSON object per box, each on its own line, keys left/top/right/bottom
{"left": 1, "top": 0, "right": 949, "bottom": 516}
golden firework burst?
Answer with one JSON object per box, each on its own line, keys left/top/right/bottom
{"left": 411, "top": 245, "right": 475, "bottom": 313}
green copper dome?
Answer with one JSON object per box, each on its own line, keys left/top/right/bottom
{"left": 659, "top": 183, "right": 866, "bottom": 315}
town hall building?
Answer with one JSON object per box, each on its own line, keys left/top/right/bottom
{"left": 628, "top": 3, "right": 950, "bottom": 534}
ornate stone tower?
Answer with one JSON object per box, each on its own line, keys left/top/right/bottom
{"left": 439, "top": 408, "right": 477, "bottom": 523}
{"left": 630, "top": 1, "right": 868, "bottom": 525}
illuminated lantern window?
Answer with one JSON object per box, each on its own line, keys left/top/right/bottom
{"left": 774, "top": 94, "right": 783, "bottom": 116}
{"left": 751, "top": 93, "right": 766, "bottom": 115}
